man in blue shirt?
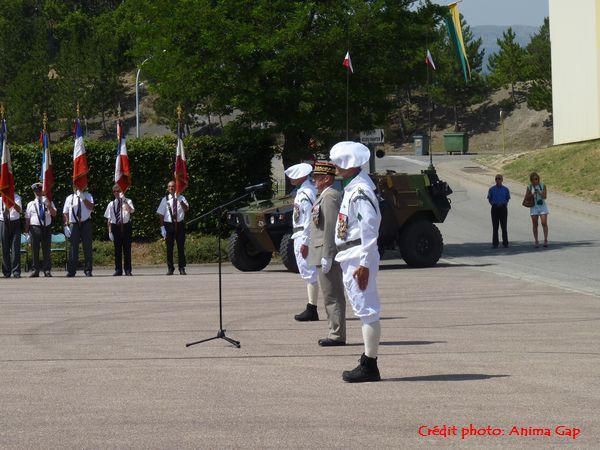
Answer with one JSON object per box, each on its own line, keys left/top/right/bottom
{"left": 487, "top": 174, "right": 510, "bottom": 248}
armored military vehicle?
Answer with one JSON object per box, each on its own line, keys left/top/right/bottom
{"left": 226, "top": 167, "right": 452, "bottom": 272}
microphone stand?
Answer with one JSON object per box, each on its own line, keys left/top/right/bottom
{"left": 185, "top": 189, "right": 260, "bottom": 349}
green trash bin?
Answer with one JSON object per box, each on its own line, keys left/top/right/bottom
{"left": 444, "top": 132, "right": 469, "bottom": 154}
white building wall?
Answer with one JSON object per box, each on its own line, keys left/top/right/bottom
{"left": 550, "top": 0, "right": 600, "bottom": 145}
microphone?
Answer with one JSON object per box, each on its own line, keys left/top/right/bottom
{"left": 244, "top": 182, "right": 269, "bottom": 192}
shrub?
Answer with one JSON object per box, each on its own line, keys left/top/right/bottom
{"left": 7, "top": 126, "right": 275, "bottom": 240}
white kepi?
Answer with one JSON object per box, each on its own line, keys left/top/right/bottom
{"left": 329, "top": 141, "right": 370, "bottom": 169}
{"left": 284, "top": 162, "right": 313, "bottom": 180}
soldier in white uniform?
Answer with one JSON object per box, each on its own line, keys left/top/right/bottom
{"left": 24, "top": 182, "right": 57, "bottom": 277}
{"left": 284, "top": 163, "right": 319, "bottom": 321}
{"left": 330, "top": 141, "right": 382, "bottom": 382}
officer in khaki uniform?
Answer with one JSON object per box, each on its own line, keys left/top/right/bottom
{"left": 307, "top": 161, "right": 346, "bottom": 346}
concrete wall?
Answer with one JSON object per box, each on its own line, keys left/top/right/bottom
{"left": 550, "top": 0, "right": 600, "bottom": 145}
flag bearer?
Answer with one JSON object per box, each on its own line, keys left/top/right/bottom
{"left": 105, "top": 184, "right": 135, "bottom": 276}
{"left": 0, "top": 192, "right": 22, "bottom": 278}
{"left": 24, "top": 182, "right": 56, "bottom": 277}
{"left": 63, "top": 185, "right": 94, "bottom": 277}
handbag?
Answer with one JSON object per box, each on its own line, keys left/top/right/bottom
{"left": 522, "top": 191, "right": 534, "bottom": 208}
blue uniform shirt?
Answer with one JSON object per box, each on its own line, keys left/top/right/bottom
{"left": 487, "top": 185, "right": 510, "bottom": 206}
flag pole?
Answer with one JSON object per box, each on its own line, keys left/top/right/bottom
{"left": 42, "top": 112, "right": 47, "bottom": 186}
{"left": 345, "top": 23, "right": 350, "bottom": 140}
{"left": 426, "top": 48, "right": 433, "bottom": 169}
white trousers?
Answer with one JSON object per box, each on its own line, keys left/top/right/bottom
{"left": 340, "top": 257, "right": 380, "bottom": 324}
{"left": 293, "top": 238, "right": 318, "bottom": 284}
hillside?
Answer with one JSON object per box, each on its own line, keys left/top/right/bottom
{"left": 387, "top": 85, "right": 552, "bottom": 154}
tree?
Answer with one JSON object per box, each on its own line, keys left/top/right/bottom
{"left": 430, "top": 13, "right": 488, "bottom": 131}
{"left": 487, "top": 27, "right": 528, "bottom": 103}
{"left": 524, "top": 17, "right": 552, "bottom": 113}
{"left": 0, "top": 0, "right": 54, "bottom": 142}
{"left": 121, "top": 0, "right": 438, "bottom": 166}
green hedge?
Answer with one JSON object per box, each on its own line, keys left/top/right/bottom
{"left": 8, "top": 127, "right": 275, "bottom": 240}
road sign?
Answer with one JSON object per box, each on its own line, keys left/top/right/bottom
{"left": 359, "top": 129, "right": 384, "bottom": 144}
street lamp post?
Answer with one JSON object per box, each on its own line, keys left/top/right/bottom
{"left": 135, "top": 56, "right": 152, "bottom": 138}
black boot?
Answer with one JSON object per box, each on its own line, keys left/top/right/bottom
{"left": 342, "top": 353, "right": 381, "bottom": 383}
{"left": 294, "top": 303, "right": 319, "bottom": 321}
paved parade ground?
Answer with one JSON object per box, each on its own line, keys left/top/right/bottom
{"left": 1, "top": 259, "right": 599, "bottom": 449}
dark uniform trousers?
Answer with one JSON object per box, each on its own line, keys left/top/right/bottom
{"left": 111, "top": 222, "right": 132, "bottom": 273}
{"left": 165, "top": 221, "right": 186, "bottom": 271}
{"left": 68, "top": 219, "right": 93, "bottom": 275}
{"left": 491, "top": 204, "right": 508, "bottom": 247}
{"left": 1, "top": 219, "right": 21, "bottom": 277}
{"left": 30, "top": 225, "right": 52, "bottom": 273}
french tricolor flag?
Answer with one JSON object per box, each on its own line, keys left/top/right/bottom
{"left": 114, "top": 119, "right": 131, "bottom": 192}
{"left": 343, "top": 51, "right": 354, "bottom": 74}
{"left": 0, "top": 118, "right": 15, "bottom": 209}
{"left": 72, "top": 118, "right": 88, "bottom": 191}
{"left": 40, "top": 129, "right": 54, "bottom": 203}
{"left": 174, "top": 122, "right": 188, "bottom": 194}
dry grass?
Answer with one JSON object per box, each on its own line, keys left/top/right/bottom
{"left": 479, "top": 140, "right": 600, "bottom": 202}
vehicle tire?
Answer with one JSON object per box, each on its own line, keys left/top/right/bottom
{"left": 279, "top": 233, "right": 299, "bottom": 273}
{"left": 399, "top": 220, "right": 443, "bottom": 268}
{"left": 227, "top": 231, "right": 272, "bottom": 272}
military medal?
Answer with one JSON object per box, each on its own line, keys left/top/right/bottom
{"left": 337, "top": 213, "right": 348, "bottom": 240}
{"left": 311, "top": 204, "right": 320, "bottom": 226}
{"left": 293, "top": 203, "right": 300, "bottom": 223}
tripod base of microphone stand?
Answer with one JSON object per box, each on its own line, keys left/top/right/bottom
{"left": 186, "top": 329, "right": 241, "bottom": 348}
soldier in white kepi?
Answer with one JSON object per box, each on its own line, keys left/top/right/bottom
{"left": 284, "top": 162, "right": 319, "bottom": 321}
{"left": 330, "top": 141, "right": 382, "bottom": 382}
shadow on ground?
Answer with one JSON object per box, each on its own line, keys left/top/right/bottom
{"left": 444, "top": 240, "right": 596, "bottom": 258}
{"left": 385, "top": 373, "right": 510, "bottom": 382}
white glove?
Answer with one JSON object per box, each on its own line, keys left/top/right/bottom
{"left": 109, "top": 232, "right": 114, "bottom": 242}
{"left": 75, "top": 190, "right": 81, "bottom": 198}
{"left": 321, "top": 257, "right": 332, "bottom": 274}
{"left": 26, "top": 233, "right": 31, "bottom": 243}
{"left": 64, "top": 225, "right": 71, "bottom": 238}
{"left": 119, "top": 192, "right": 124, "bottom": 199}
{"left": 160, "top": 226, "right": 167, "bottom": 239}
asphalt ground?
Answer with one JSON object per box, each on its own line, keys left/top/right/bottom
{"left": 1, "top": 260, "right": 598, "bottom": 448}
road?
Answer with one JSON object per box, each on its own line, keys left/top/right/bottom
{"left": 0, "top": 153, "right": 598, "bottom": 448}
{"left": 378, "top": 153, "right": 600, "bottom": 298}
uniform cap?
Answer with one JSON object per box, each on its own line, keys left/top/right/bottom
{"left": 313, "top": 161, "right": 336, "bottom": 176}
{"left": 31, "top": 182, "right": 43, "bottom": 191}
{"left": 284, "top": 163, "right": 313, "bottom": 180}
{"left": 329, "top": 141, "right": 370, "bottom": 169}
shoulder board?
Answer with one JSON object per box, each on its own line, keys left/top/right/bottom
{"left": 351, "top": 187, "right": 376, "bottom": 211}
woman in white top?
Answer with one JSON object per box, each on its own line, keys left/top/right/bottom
{"left": 527, "top": 172, "right": 549, "bottom": 248}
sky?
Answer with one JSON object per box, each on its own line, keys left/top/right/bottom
{"left": 429, "top": 0, "right": 549, "bottom": 27}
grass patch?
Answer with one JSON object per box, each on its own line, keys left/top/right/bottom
{"left": 481, "top": 140, "right": 600, "bottom": 202}
{"left": 14, "top": 233, "right": 229, "bottom": 269}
